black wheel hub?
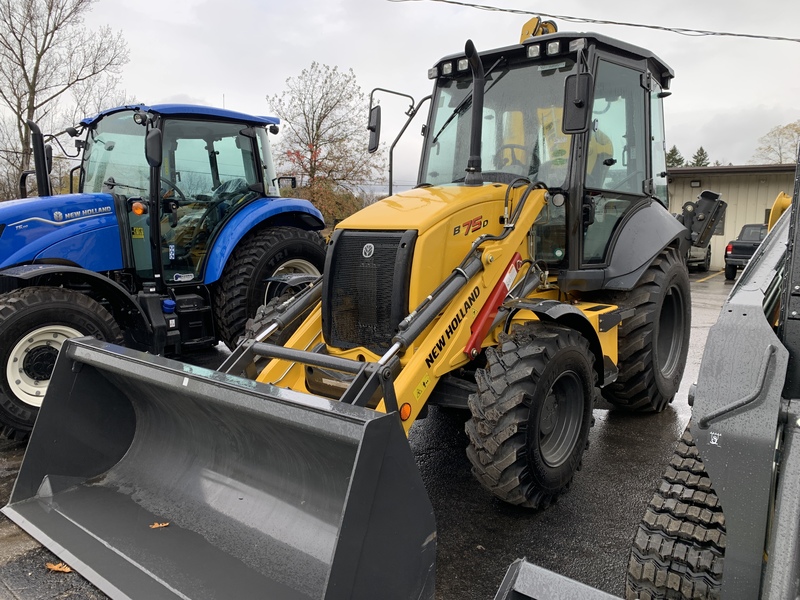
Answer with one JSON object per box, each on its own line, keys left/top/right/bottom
{"left": 538, "top": 372, "right": 583, "bottom": 468}
{"left": 657, "top": 286, "right": 685, "bottom": 377}
{"left": 22, "top": 345, "right": 58, "bottom": 381}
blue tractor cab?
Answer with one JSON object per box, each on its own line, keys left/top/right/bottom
{"left": 0, "top": 104, "right": 327, "bottom": 439}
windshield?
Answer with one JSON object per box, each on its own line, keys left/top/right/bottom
{"left": 83, "top": 111, "right": 149, "bottom": 194}
{"left": 740, "top": 225, "right": 767, "bottom": 242}
{"left": 421, "top": 57, "right": 576, "bottom": 187}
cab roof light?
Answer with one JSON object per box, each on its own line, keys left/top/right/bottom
{"left": 457, "top": 58, "right": 469, "bottom": 71}
{"left": 441, "top": 62, "right": 453, "bottom": 75}
{"left": 428, "top": 67, "right": 438, "bottom": 79}
{"left": 546, "top": 41, "right": 560, "bottom": 56}
{"left": 569, "top": 38, "right": 587, "bottom": 53}
{"left": 527, "top": 44, "right": 541, "bottom": 59}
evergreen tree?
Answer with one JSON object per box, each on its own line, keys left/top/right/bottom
{"left": 665, "top": 145, "right": 685, "bottom": 168}
{"left": 690, "top": 146, "right": 710, "bottom": 167}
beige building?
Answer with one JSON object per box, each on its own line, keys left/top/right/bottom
{"left": 667, "top": 164, "right": 796, "bottom": 270}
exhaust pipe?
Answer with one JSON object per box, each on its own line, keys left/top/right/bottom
{"left": 464, "top": 40, "right": 484, "bottom": 187}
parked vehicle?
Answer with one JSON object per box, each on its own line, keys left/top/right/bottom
{"left": 687, "top": 242, "right": 711, "bottom": 272}
{"left": 0, "top": 104, "right": 327, "bottom": 440}
{"left": 724, "top": 222, "right": 767, "bottom": 279}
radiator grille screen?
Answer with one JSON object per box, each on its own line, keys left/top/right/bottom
{"left": 323, "top": 230, "right": 416, "bottom": 354}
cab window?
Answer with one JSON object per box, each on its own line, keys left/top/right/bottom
{"left": 582, "top": 59, "right": 647, "bottom": 264}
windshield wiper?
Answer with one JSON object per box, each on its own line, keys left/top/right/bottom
{"left": 430, "top": 56, "right": 506, "bottom": 145}
{"left": 103, "top": 177, "right": 146, "bottom": 191}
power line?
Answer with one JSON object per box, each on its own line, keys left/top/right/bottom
{"left": 388, "top": 0, "right": 800, "bottom": 43}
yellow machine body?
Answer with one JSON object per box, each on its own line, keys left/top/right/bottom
{"left": 257, "top": 183, "right": 623, "bottom": 434}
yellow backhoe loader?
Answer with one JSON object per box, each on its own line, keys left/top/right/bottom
{"left": 4, "top": 17, "right": 724, "bottom": 600}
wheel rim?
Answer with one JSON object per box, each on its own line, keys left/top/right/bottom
{"left": 263, "top": 259, "right": 321, "bottom": 303}
{"left": 6, "top": 325, "right": 83, "bottom": 408}
{"left": 538, "top": 370, "right": 584, "bottom": 467}
{"left": 656, "top": 284, "right": 686, "bottom": 378}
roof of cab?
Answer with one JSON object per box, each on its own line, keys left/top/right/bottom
{"left": 80, "top": 104, "right": 280, "bottom": 127}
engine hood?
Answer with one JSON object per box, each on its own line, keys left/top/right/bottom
{"left": 0, "top": 193, "right": 122, "bottom": 270}
{"left": 338, "top": 183, "right": 509, "bottom": 233}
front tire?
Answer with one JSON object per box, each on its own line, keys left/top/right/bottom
{"left": 625, "top": 426, "right": 725, "bottom": 599}
{"left": 465, "top": 323, "right": 596, "bottom": 508}
{"left": 0, "top": 287, "right": 121, "bottom": 440}
{"left": 597, "top": 247, "right": 690, "bottom": 412}
{"left": 214, "top": 226, "right": 326, "bottom": 349}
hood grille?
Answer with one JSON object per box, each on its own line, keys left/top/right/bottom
{"left": 322, "top": 230, "right": 416, "bottom": 354}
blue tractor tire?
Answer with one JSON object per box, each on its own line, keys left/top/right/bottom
{"left": 213, "top": 226, "right": 327, "bottom": 349}
{"left": 0, "top": 287, "right": 122, "bottom": 440}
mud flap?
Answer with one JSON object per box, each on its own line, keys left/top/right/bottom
{"left": 2, "top": 338, "right": 436, "bottom": 600}
{"left": 493, "top": 559, "right": 618, "bottom": 599}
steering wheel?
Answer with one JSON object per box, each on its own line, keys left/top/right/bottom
{"left": 496, "top": 144, "right": 528, "bottom": 168}
{"left": 160, "top": 177, "right": 187, "bottom": 203}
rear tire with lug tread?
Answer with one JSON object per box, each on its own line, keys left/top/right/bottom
{"left": 625, "top": 426, "right": 725, "bottom": 600}
{"left": 0, "top": 287, "right": 121, "bottom": 440}
{"left": 465, "top": 322, "right": 597, "bottom": 508}
{"left": 592, "top": 246, "right": 690, "bottom": 412}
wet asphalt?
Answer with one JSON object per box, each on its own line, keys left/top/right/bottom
{"left": 0, "top": 270, "right": 732, "bottom": 600}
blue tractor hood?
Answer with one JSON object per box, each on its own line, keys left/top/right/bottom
{"left": 0, "top": 193, "right": 124, "bottom": 272}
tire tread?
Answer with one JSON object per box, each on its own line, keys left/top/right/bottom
{"left": 625, "top": 427, "right": 725, "bottom": 600}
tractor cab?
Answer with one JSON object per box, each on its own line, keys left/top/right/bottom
{"left": 79, "top": 106, "right": 282, "bottom": 289}
{"left": 370, "top": 20, "right": 680, "bottom": 294}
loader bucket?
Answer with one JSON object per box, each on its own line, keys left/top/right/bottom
{"left": 2, "top": 338, "right": 436, "bottom": 600}
{"left": 493, "top": 559, "right": 618, "bottom": 600}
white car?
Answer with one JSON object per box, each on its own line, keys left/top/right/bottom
{"left": 687, "top": 243, "right": 711, "bottom": 272}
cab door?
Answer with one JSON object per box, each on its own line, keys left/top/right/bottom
{"left": 581, "top": 57, "right": 648, "bottom": 265}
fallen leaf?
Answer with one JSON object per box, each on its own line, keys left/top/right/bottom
{"left": 149, "top": 522, "right": 170, "bottom": 529}
{"left": 46, "top": 562, "right": 73, "bottom": 573}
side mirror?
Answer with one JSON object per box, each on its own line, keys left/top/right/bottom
{"left": 145, "top": 129, "right": 162, "bottom": 168}
{"left": 277, "top": 176, "right": 297, "bottom": 189}
{"left": 562, "top": 73, "right": 593, "bottom": 134}
{"left": 367, "top": 105, "right": 381, "bottom": 154}
{"left": 45, "top": 144, "right": 53, "bottom": 174}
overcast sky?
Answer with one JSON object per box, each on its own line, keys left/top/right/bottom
{"left": 84, "top": 0, "right": 800, "bottom": 190}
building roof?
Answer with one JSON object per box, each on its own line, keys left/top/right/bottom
{"left": 668, "top": 163, "right": 796, "bottom": 177}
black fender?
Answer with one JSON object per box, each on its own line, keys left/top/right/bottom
{"left": 0, "top": 264, "right": 151, "bottom": 348}
{"left": 604, "top": 200, "right": 686, "bottom": 290}
{"left": 503, "top": 298, "right": 622, "bottom": 386}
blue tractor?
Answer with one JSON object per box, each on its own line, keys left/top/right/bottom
{"left": 0, "top": 104, "right": 327, "bottom": 439}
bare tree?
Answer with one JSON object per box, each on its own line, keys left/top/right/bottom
{"left": 751, "top": 120, "right": 800, "bottom": 164}
{"left": 0, "top": 0, "right": 128, "bottom": 196}
{"left": 267, "top": 62, "right": 384, "bottom": 202}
